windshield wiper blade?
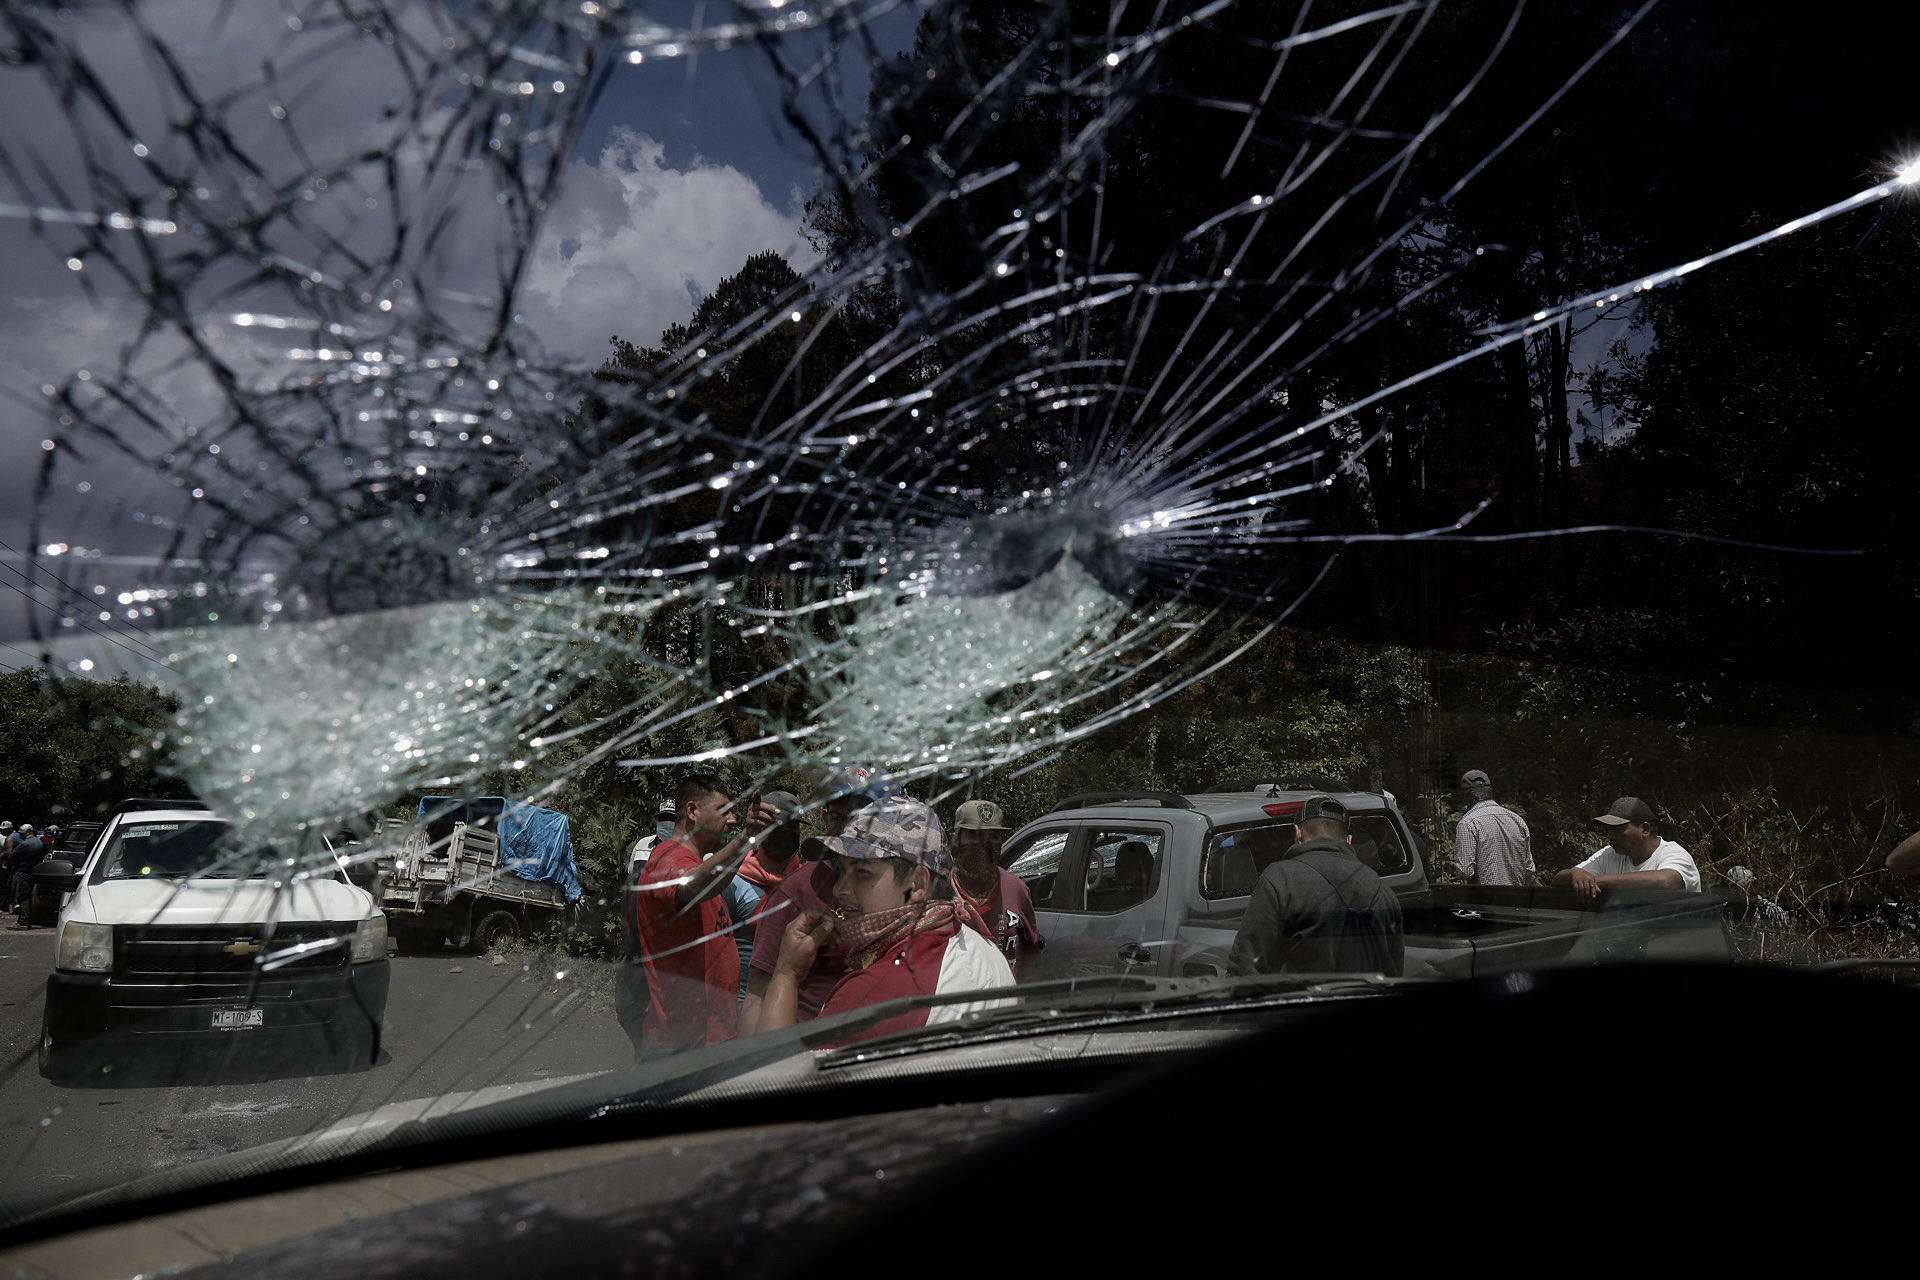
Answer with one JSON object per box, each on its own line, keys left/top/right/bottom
{"left": 813, "top": 973, "right": 1417, "bottom": 1067}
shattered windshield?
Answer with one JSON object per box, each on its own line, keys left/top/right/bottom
{"left": 2, "top": 0, "right": 1918, "bottom": 1235}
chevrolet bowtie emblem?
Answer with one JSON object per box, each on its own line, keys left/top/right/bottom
{"left": 222, "top": 940, "right": 263, "bottom": 957}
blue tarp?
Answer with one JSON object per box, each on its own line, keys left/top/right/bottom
{"left": 416, "top": 796, "right": 582, "bottom": 902}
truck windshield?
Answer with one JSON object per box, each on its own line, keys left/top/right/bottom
{"left": 90, "top": 821, "right": 252, "bottom": 882}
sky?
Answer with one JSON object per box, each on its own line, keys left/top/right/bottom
{"left": 3, "top": 2, "right": 1914, "bottom": 672}
{"left": 0, "top": 1, "right": 920, "bottom": 659}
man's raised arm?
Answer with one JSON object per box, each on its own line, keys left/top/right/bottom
{"left": 673, "top": 802, "right": 779, "bottom": 911}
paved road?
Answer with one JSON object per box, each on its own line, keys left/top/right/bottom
{"left": 0, "top": 928, "right": 632, "bottom": 1213}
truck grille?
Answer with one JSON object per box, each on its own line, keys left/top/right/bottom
{"left": 113, "top": 923, "right": 354, "bottom": 978}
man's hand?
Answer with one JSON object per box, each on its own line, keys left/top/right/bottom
{"left": 1568, "top": 867, "right": 1604, "bottom": 902}
{"left": 776, "top": 909, "right": 836, "bottom": 979}
{"left": 743, "top": 799, "right": 781, "bottom": 834}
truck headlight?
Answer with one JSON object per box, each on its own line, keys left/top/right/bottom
{"left": 56, "top": 921, "right": 114, "bottom": 974}
{"left": 350, "top": 914, "right": 388, "bottom": 963}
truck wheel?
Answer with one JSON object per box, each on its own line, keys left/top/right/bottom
{"left": 472, "top": 910, "right": 521, "bottom": 953}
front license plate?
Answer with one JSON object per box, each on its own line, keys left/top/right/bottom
{"left": 211, "top": 1008, "right": 265, "bottom": 1031}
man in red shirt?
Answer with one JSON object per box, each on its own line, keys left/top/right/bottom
{"left": 758, "top": 796, "right": 1015, "bottom": 1046}
{"left": 621, "top": 773, "right": 776, "bottom": 1060}
{"left": 950, "top": 799, "right": 1044, "bottom": 977}
{"left": 739, "top": 767, "right": 895, "bottom": 1034}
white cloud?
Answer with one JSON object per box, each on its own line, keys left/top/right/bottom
{"left": 517, "top": 128, "right": 817, "bottom": 364}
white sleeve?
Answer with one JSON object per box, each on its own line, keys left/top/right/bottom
{"left": 924, "top": 928, "right": 1018, "bottom": 1026}
{"left": 1656, "top": 845, "right": 1702, "bottom": 892}
{"left": 1576, "top": 847, "right": 1612, "bottom": 874}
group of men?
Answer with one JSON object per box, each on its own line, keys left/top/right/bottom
{"left": 614, "top": 764, "right": 1713, "bottom": 1057}
{"left": 3, "top": 820, "right": 60, "bottom": 924}
{"left": 616, "top": 769, "right": 1046, "bottom": 1060}
{"left": 1226, "top": 775, "right": 1703, "bottom": 980}
{"left": 1447, "top": 769, "right": 1702, "bottom": 896}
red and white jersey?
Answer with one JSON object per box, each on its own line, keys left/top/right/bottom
{"left": 819, "top": 921, "right": 1015, "bottom": 1046}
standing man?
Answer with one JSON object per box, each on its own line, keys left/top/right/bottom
{"left": 739, "top": 767, "right": 893, "bottom": 1034}
{"left": 737, "top": 790, "right": 802, "bottom": 897}
{"left": 950, "top": 799, "right": 1044, "bottom": 976}
{"left": 718, "top": 790, "right": 801, "bottom": 1010}
{"left": 1553, "top": 796, "right": 1700, "bottom": 901}
{"left": 628, "top": 799, "right": 678, "bottom": 874}
{"left": 759, "top": 797, "right": 1015, "bottom": 1046}
{"left": 1227, "top": 796, "right": 1404, "bottom": 976}
{"left": 620, "top": 773, "right": 776, "bottom": 1061}
{"left": 9, "top": 825, "right": 46, "bottom": 921}
{"left": 1451, "top": 769, "right": 1536, "bottom": 886}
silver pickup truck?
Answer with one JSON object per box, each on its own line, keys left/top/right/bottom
{"left": 1001, "top": 786, "right": 1731, "bottom": 981}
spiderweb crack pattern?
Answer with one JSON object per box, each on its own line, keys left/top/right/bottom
{"left": 4, "top": 0, "right": 1899, "bottom": 852}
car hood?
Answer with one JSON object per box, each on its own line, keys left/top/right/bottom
{"left": 76, "top": 876, "right": 375, "bottom": 926}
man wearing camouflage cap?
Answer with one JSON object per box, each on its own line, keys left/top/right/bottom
{"left": 759, "top": 796, "right": 1015, "bottom": 1045}
{"left": 1227, "top": 795, "right": 1404, "bottom": 977}
{"left": 951, "top": 799, "right": 1044, "bottom": 976}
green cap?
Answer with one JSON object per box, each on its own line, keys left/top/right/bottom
{"left": 954, "top": 799, "right": 1011, "bottom": 832}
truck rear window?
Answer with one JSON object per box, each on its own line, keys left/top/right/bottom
{"left": 1202, "top": 815, "right": 1411, "bottom": 898}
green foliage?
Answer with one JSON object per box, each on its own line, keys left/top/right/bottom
{"left": 951, "top": 628, "right": 1434, "bottom": 829}
{"left": 0, "top": 670, "right": 183, "bottom": 823}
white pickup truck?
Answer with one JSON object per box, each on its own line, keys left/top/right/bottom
{"left": 34, "top": 799, "right": 390, "bottom": 1083}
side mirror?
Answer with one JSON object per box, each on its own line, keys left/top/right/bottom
{"left": 34, "top": 859, "right": 81, "bottom": 893}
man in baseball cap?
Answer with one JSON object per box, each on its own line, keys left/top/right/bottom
{"left": 757, "top": 796, "right": 1014, "bottom": 1046}
{"left": 812, "top": 765, "right": 901, "bottom": 840}
{"left": 736, "top": 791, "right": 801, "bottom": 893}
{"left": 951, "top": 800, "right": 1045, "bottom": 975}
{"left": 1227, "top": 795, "right": 1404, "bottom": 977}
{"left": 1552, "top": 796, "right": 1700, "bottom": 901}
{"left": 1451, "top": 769, "right": 1535, "bottom": 886}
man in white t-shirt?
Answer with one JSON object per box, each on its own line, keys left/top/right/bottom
{"left": 1552, "top": 796, "right": 1700, "bottom": 901}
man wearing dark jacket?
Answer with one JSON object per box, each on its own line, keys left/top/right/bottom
{"left": 9, "top": 825, "right": 47, "bottom": 919}
{"left": 1227, "top": 796, "right": 1404, "bottom": 977}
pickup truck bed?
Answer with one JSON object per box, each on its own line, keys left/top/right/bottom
{"left": 382, "top": 825, "right": 569, "bottom": 914}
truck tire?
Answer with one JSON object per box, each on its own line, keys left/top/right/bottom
{"left": 471, "top": 909, "right": 521, "bottom": 952}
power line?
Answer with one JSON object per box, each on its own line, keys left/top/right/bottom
{"left": 0, "top": 549, "right": 174, "bottom": 666}
{"left": 0, "top": 575, "right": 178, "bottom": 675}
{"left": 0, "top": 537, "right": 171, "bottom": 658}
{"left": 0, "top": 564, "right": 173, "bottom": 668}
{"left": 2, "top": 638, "right": 43, "bottom": 664}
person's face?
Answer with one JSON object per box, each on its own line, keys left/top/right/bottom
{"left": 683, "top": 789, "right": 737, "bottom": 850}
{"left": 763, "top": 822, "right": 800, "bottom": 865}
{"left": 952, "top": 828, "right": 1002, "bottom": 868}
{"left": 1609, "top": 821, "right": 1656, "bottom": 859}
{"left": 831, "top": 857, "right": 924, "bottom": 915}
{"left": 822, "top": 797, "right": 856, "bottom": 837}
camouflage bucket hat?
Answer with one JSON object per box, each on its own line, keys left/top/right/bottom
{"left": 808, "top": 796, "right": 952, "bottom": 877}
